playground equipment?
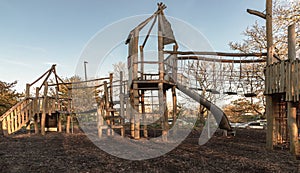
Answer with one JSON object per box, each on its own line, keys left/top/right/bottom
{"left": 0, "top": 3, "right": 265, "bottom": 139}
{"left": 0, "top": 2, "right": 298, "bottom": 158}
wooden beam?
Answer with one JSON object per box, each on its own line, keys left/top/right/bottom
{"left": 48, "top": 77, "right": 110, "bottom": 86}
{"left": 164, "top": 50, "right": 267, "bottom": 57}
{"left": 247, "top": 9, "right": 266, "bottom": 19}
{"left": 177, "top": 56, "right": 265, "bottom": 63}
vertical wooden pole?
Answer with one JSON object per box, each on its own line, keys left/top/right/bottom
{"left": 141, "top": 90, "right": 147, "bottom": 138}
{"left": 140, "top": 46, "right": 144, "bottom": 80}
{"left": 109, "top": 73, "right": 114, "bottom": 136}
{"left": 172, "top": 45, "right": 178, "bottom": 126}
{"left": 287, "top": 24, "right": 299, "bottom": 156}
{"left": 162, "top": 90, "right": 169, "bottom": 141}
{"left": 104, "top": 81, "right": 110, "bottom": 136}
{"left": 34, "top": 88, "right": 39, "bottom": 134}
{"left": 158, "top": 11, "right": 166, "bottom": 141}
{"left": 25, "top": 84, "right": 31, "bottom": 132}
{"left": 7, "top": 116, "right": 11, "bottom": 134}
{"left": 66, "top": 89, "right": 71, "bottom": 134}
{"left": 41, "top": 82, "right": 48, "bottom": 135}
{"left": 57, "top": 88, "right": 61, "bottom": 132}
{"left": 120, "top": 71, "right": 125, "bottom": 137}
{"left": 172, "top": 86, "right": 177, "bottom": 125}
{"left": 97, "top": 100, "right": 104, "bottom": 138}
{"left": 266, "top": 0, "right": 276, "bottom": 150}
{"left": 132, "top": 30, "right": 140, "bottom": 139}
{"left": 25, "top": 84, "right": 30, "bottom": 99}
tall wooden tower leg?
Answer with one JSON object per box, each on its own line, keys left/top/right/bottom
{"left": 162, "top": 90, "right": 169, "bottom": 142}
{"left": 141, "top": 90, "right": 147, "bottom": 138}
{"left": 288, "top": 102, "right": 299, "bottom": 157}
{"left": 287, "top": 24, "right": 299, "bottom": 157}
{"left": 133, "top": 84, "right": 140, "bottom": 140}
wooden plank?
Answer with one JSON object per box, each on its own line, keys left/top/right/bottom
{"left": 295, "top": 60, "right": 299, "bottom": 101}
{"left": 10, "top": 113, "right": 14, "bottom": 134}
{"left": 265, "top": 66, "right": 270, "bottom": 94}
{"left": 6, "top": 116, "right": 11, "bottom": 135}
{"left": 280, "top": 61, "right": 285, "bottom": 93}
{"left": 18, "top": 104, "right": 21, "bottom": 129}
{"left": 286, "top": 62, "right": 290, "bottom": 101}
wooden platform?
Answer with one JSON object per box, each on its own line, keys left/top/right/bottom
{"left": 133, "top": 80, "right": 176, "bottom": 90}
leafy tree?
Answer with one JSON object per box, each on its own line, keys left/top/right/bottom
{"left": 0, "top": 81, "right": 22, "bottom": 115}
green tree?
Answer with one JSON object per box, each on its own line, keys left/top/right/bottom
{"left": 0, "top": 81, "right": 22, "bottom": 115}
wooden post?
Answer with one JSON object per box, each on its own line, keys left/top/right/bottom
{"left": 141, "top": 90, "right": 147, "bottom": 138}
{"left": 34, "top": 87, "right": 39, "bottom": 134}
{"left": 57, "top": 88, "right": 61, "bottom": 132}
{"left": 158, "top": 11, "right": 166, "bottom": 140}
{"left": 66, "top": 89, "right": 71, "bottom": 134}
{"left": 109, "top": 73, "right": 114, "bottom": 136}
{"left": 97, "top": 100, "right": 104, "bottom": 138}
{"left": 172, "top": 45, "right": 178, "bottom": 126}
{"left": 287, "top": 24, "right": 299, "bottom": 156}
{"left": 25, "top": 83, "right": 31, "bottom": 132}
{"left": 25, "top": 84, "right": 30, "bottom": 99}
{"left": 172, "top": 86, "right": 177, "bottom": 125}
{"left": 41, "top": 82, "right": 48, "bottom": 135}
{"left": 162, "top": 90, "right": 169, "bottom": 141}
{"left": 266, "top": 0, "right": 276, "bottom": 150}
{"left": 130, "top": 29, "right": 140, "bottom": 139}
{"left": 104, "top": 81, "right": 110, "bottom": 136}
{"left": 120, "top": 71, "right": 125, "bottom": 137}
{"left": 140, "top": 46, "right": 144, "bottom": 80}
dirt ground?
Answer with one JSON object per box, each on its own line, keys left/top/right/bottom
{"left": 0, "top": 128, "right": 299, "bottom": 173}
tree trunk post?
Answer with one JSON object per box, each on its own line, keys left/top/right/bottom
{"left": 287, "top": 24, "right": 299, "bottom": 157}
{"left": 265, "top": 0, "right": 277, "bottom": 150}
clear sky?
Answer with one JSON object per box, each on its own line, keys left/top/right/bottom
{"left": 0, "top": 0, "right": 266, "bottom": 92}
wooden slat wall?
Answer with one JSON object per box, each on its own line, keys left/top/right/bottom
{"left": 266, "top": 60, "right": 300, "bottom": 102}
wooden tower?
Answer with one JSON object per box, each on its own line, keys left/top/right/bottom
{"left": 126, "top": 3, "right": 178, "bottom": 140}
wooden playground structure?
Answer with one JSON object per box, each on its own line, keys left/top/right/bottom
{"left": 0, "top": 1, "right": 299, "bottom": 158}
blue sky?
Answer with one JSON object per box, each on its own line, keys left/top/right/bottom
{"left": 0, "top": 0, "right": 266, "bottom": 92}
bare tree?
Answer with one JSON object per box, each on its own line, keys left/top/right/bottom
{"left": 226, "top": 1, "right": 300, "bottom": 117}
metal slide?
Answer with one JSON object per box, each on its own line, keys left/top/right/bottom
{"left": 176, "top": 83, "right": 232, "bottom": 131}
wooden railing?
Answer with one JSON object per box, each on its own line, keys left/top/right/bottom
{"left": 265, "top": 59, "right": 300, "bottom": 101}
{"left": 0, "top": 99, "right": 33, "bottom": 134}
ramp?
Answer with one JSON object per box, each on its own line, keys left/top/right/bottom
{"left": 176, "top": 83, "right": 232, "bottom": 131}
{"left": 0, "top": 99, "right": 33, "bottom": 135}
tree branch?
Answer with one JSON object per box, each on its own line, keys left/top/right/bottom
{"left": 247, "top": 9, "right": 266, "bottom": 19}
